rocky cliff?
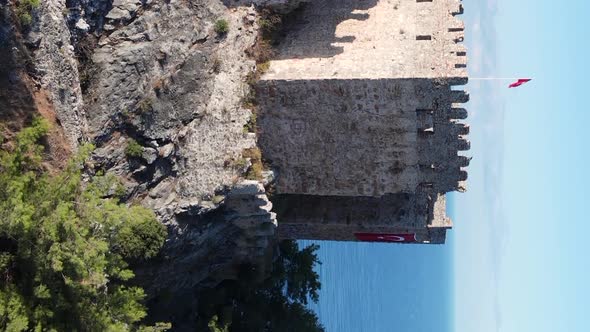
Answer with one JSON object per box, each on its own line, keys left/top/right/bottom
{"left": 1, "top": 0, "right": 294, "bottom": 308}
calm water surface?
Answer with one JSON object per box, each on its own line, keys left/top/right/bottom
{"left": 300, "top": 202, "right": 455, "bottom": 332}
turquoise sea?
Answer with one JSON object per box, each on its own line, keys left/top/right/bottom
{"left": 300, "top": 198, "right": 455, "bottom": 332}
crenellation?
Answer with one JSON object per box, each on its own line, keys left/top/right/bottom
{"left": 457, "top": 155, "right": 472, "bottom": 168}
{"left": 449, "top": 107, "right": 468, "bottom": 119}
{"left": 451, "top": 90, "right": 470, "bottom": 103}
{"left": 456, "top": 138, "right": 471, "bottom": 151}
{"left": 452, "top": 122, "right": 470, "bottom": 136}
{"left": 452, "top": 3, "right": 465, "bottom": 16}
{"left": 448, "top": 76, "right": 469, "bottom": 86}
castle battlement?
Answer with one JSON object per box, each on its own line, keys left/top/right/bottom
{"left": 257, "top": 0, "right": 468, "bottom": 244}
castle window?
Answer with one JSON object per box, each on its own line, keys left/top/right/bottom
{"left": 456, "top": 51, "right": 466, "bottom": 56}
{"left": 418, "top": 128, "right": 435, "bottom": 137}
{"left": 416, "top": 35, "right": 432, "bottom": 41}
{"left": 416, "top": 108, "right": 434, "bottom": 115}
{"left": 416, "top": 0, "right": 433, "bottom": 2}
{"left": 419, "top": 164, "right": 436, "bottom": 171}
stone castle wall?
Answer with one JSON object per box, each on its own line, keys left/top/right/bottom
{"left": 257, "top": 78, "right": 469, "bottom": 197}
{"left": 256, "top": 0, "right": 469, "bottom": 244}
{"left": 272, "top": 190, "right": 450, "bottom": 243}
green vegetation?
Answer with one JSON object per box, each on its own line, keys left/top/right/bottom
{"left": 248, "top": 39, "right": 275, "bottom": 64}
{"left": 230, "top": 157, "right": 248, "bottom": 171}
{"left": 241, "top": 9, "right": 283, "bottom": 136}
{"left": 242, "top": 112, "right": 257, "bottom": 133}
{"left": 138, "top": 322, "right": 173, "bottom": 332}
{"left": 137, "top": 98, "right": 153, "bottom": 113}
{"left": 196, "top": 240, "right": 324, "bottom": 331}
{"left": 208, "top": 315, "right": 229, "bottom": 332}
{"left": 212, "top": 195, "right": 225, "bottom": 205}
{"left": 214, "top": 19, "right": 229, "bottom": 35}
{"left": 248, "top": 9, "right": 282, "bottom": 64}
{"left": 241, "top": 86, "right": 257, "bottom": 108}
{"left": 246, "top": 161, "right": 262, "bottom": 180}
{"left": 15, "top": 0, "right": 40, "bottom": 26}
{"left": 211, "top": 57, "right": 222, "bottom": 74}
{"left": 242, "top": 147, "right": 261, "bottom": 163}
{"left": 242, "top": 147, "right": 263, "bottom": 180}
{"left": 258, "top": 9, "right": 282, "bottom": 39}
{"left": 125, "top": 138, "right": 144, "bottom": 158}
{"left": 257, "top": 61, "right": 270, "bottom": 73}
{"left": 0, "top": 119, "right": 168, "bottom": 331}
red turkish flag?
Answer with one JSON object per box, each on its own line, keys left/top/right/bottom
{"left": 354, "top": 233, "right": 417, "bottom": 243}
{"left": 508, "top": 78, "right": 532, "bottom": 88}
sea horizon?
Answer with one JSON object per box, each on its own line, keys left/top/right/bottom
{"left": 301, "top": 194, "right": 455, "bottom": 332}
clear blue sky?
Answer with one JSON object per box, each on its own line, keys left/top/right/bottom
{"left": 454, "top": 0, "right": 590, "bottom": 331}
{"left": 305, "top": 1, "right": 589, "bottom": 331}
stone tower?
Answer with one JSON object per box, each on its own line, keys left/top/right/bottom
{"left": 256, "top": 0, "right": 469, "bottom": 244}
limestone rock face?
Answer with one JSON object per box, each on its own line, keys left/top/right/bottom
{"left": 28, "top": 0, "right": 88, "bottom": 147}
{"left": 15, "top": 0, "right": 282, "bottom": 296}
{"left": 85, "top": 1, "right": 260, "bottom": 224}
{"left": 85, "top": 0, "right": 280, "bottom": 293}
{"left": 64, "top": 0, "right": 113, "bottom": 33}
{"left": 137, "top": 181, "right": 277, "bottom": 328}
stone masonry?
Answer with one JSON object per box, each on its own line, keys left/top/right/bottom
{"left": 256, "top": 0, "right": 469, "bottom": 244}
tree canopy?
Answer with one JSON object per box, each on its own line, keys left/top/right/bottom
{"left": 197, "top": 240, "right": 324, "bottom": 332}
{"left": 0, "top": 120, "right": 324, "bottom": 331}
{"left": 0, "top": 119, "right": 168, "bottom": 331}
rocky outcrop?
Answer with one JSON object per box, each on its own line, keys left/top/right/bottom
{"left": 4, "top": 0, "right": 304, "bottom": 316}
{"left": 61, "top": 0, "right": 297, "bottom": 290}
{"left": 73, "top": 0, "right": 279, "bottom": 293}
{"left": 65, "top": 0, "right": 112, "bottom": 34}
{"left": 86, "top": 1, "right": 261, "bottom": 225}
{"left": 28, "top": 0, "right": 88, "bottom": 147}
{"left": 142, "top": 181, "right": 276, "bottom": 291}
{"left": 139, "top": 181, "right": 277, "bottom": 328}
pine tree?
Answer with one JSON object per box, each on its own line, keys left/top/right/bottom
{"left": 196, "top": 240, "right": 324, "bottom": 332}
{"left": 0, "top": 119, "right": 168, "bottom": 331}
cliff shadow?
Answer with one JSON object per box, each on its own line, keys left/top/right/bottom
{"left": 272, "top": 0, "right": 379, "bottom": 59}
{"left": 0, "top": 3, "right": 40, "bottom": 133}
{"left": 223, "top": 0, "right": 379, "bottom": 60}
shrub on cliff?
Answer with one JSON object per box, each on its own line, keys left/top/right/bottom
{"left": 126, "top": 138, "right": 144, "bottom": 158}
{"left": 15, "top": 0, "right": 40, "bottom": 26}
{"left": 243, "top": 147, "right": 263, "bottom": 180}
{"left": 214, "top": 19, "right": 229, "bottom": 35}
{"left": 0, "top": 119, "right": 167, "bottom": 331}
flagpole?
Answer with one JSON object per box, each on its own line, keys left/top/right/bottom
{"left": 470, "top": 78, "right": 523, "bottom": 80}
{"left": 469, "top": 77, "right": 533, "bottom": 88}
